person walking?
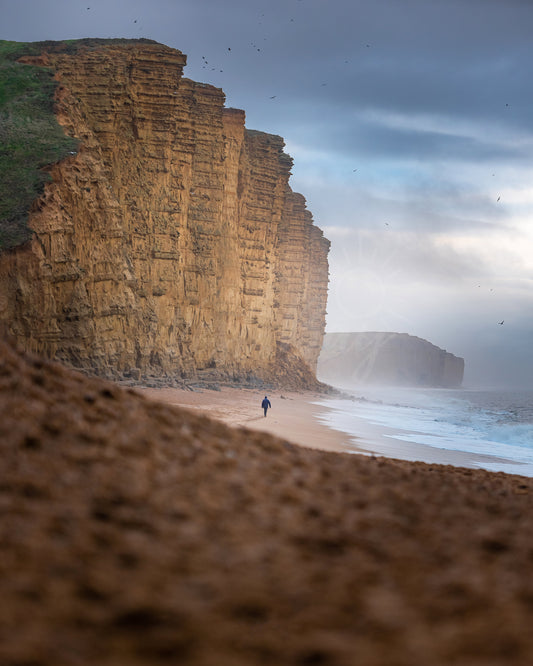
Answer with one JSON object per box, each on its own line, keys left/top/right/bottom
{"left": 261, "top": 395, "right": 271, "bottom": 417}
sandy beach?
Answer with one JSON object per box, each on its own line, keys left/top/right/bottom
{"left": 137, "top": 386, "right": 352, "bottom": 453}
{"left": 137, "top": 385, "right": 519, "bottom": 472}
{"left": 3, "top": 338, "right": 533, "bottom": 666}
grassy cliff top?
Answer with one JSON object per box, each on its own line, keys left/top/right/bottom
{"left": 0, "top": 41, "right": 80, "bottom": 250}
{"left": 0, "top": 37, "right": 162, "bottom": 61}
{"left": 0, "top": 38, "right": 164, "bottom": 252}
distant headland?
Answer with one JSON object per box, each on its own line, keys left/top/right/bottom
{"left": 318, "top": 331, "right": 465, "bottom": 388}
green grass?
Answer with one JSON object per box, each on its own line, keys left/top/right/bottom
{"left": 0, "top": 38, "right": 160, "bottom": 252}
{"left": 0, "top": 40, "right": 80, "bottom": 250}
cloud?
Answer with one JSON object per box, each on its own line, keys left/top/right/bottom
{"left": 2, "top": 0, "right": 533, "bottom": 387}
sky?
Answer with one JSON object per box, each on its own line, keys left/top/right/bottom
{"left": 2, "top": 0, "right": 533, "bottom": 388}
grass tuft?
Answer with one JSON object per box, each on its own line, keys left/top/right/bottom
{"left": 0, "top": 38, "right": 162, "bottom": 252}
{"left": 0, "top": 40, "right": 80, "bottom": 251}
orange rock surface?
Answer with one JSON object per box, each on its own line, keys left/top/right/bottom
{"left": 0, "top": 40, "right": 329, "bottom": 385}
{"left": 2, "top": 335, "right": 533, "bottom": 666}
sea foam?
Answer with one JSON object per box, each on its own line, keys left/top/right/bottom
{"left": 315, "top": 387, "right": 533, "bottom": 477}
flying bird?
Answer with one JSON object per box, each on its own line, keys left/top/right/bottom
{"left": 498, "top": 320, "right": 504, "bottom": 325}
{"left": 497, "top": 196, "right": 501, "bottom": 202}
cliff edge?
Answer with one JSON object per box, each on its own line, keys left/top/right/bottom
{"left": 318, "top": 332, "right": 465, "bottom": 388}
{"left": 0, "top": 40, "right": 329, "bottom": 388}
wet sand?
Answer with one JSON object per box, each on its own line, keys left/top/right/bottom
{"left": 137, "top": 386, "right": 519, "bottom": 472}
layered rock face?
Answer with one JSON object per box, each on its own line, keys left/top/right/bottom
{"left": 0, "top": 41, "right": 329, "bottom": 385}
{"left": 318, "top": 332, "right": 464, "bottom": 388}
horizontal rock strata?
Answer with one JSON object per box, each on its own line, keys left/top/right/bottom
{"left": 0, "top": 41, "right": 329, "bottom": 387}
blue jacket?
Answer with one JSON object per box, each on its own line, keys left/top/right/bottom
{"left": 262, "top": 398, "right": 271, "bottom": 409}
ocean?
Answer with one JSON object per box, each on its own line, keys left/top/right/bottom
{"left": 315, "top": 386, "right": 533, "bottom": 477}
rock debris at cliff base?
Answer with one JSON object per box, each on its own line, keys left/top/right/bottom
{"left": 1, "top": 336, "right": 533, "bottom": 666}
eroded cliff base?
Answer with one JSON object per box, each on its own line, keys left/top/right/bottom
{"left": 113, "top": 341, "right": 330, "bottom": 393}
{"left": 2, "top": 335, "right": 533, "bottom": 666}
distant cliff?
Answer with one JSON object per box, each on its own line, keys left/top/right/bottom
{"left": 318, "top": 332, "right": 464, "bottom": 388}
{"left": 0, "top": 40, "right": 329, "bottom": 387}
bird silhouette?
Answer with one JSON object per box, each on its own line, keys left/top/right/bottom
{"left": 498, "top": 320, "right": 504, "bottom": 325}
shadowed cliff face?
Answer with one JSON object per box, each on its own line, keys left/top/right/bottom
{"left": 0, "top": 41, "right": 329, "bottom": 386}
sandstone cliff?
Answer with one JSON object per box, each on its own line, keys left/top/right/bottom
{"left": 0, "top": 40, "right": 329, "bottom": 387}
{"left": 318, "top": 332, "right": 465, "bottom": 388}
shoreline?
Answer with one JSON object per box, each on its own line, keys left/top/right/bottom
{"left": 136, "top": 386, "right": 353, "bottom": 453}
{"left": 316, "top": 398, "right": 525, "bottom": 473}
{"left": 136, "top": 385, "right": 524, "bottom": 473}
